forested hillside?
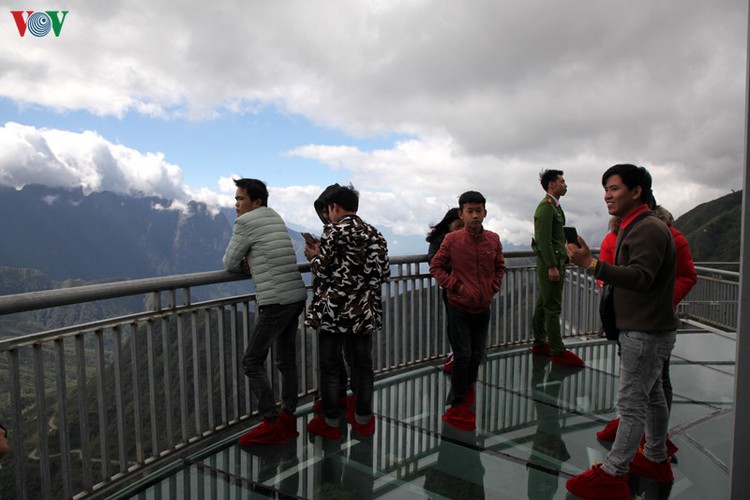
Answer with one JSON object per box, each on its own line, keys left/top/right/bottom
{"left": 673, "top": 190, "right": 741, "bottom": 263}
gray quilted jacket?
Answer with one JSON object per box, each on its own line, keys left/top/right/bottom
{"left": 222, "top": 207, "right": 307, "bottom": 306}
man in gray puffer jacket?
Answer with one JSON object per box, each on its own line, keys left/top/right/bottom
{"left": 223, "top": 178, "right": 307, "bottom": 446}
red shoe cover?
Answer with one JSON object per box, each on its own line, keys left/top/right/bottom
{"left": 596, "top": 418, "right": 620, "bottom": 442}
{"left": 278, "top": 411, "right": 299, "bottom": 438}
{"left": 638, "top": 434, "right": 679, "bottom": 458}
{"left": 566, "top": 464, "right": 629, "bottom": 500}
{"left": 551, "top": 349, "right": 584, "bottom": 367}
{"left": 629, "top": 449, "right": 674, "bottom": 483}
{"left": 350, "top": 415, "right": 375, "bottom": 436}
{"left": 238, "top": 418, "right": 288, "bottom": 446}
{"left": 442, "top": 405, "right": 476, "bottom": 431}
{"left": 306, "top": 415, "right": 341, "bottom": 440}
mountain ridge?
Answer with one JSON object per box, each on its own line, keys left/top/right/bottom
{"left": 673, "top": 190, "right": 741, "bottom": 263}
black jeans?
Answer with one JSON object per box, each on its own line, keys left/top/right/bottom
{"left": 242, "top": 301, "right": 305, "bottom": 419}
{"left": 319, "top": 330, "right": 374, "bottom": 420}
{"left": 446, "top": 304, "right": 490, "bottom": 407}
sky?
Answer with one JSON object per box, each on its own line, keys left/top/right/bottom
{"left": 0, "top": 0, "right": 747, "bottom": 256}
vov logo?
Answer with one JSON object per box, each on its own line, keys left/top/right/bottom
{"left": 11, "top": 11, "right": 69, "bottom": 37}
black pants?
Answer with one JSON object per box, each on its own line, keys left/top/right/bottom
{"left": 446, "top": 304, "right": 490, "bottom": 407}
{"left": 242, "top": 301, "right": 305, "bottom": 419}
{"left": 319, "top": 330, "right": 374, "bottom": 420}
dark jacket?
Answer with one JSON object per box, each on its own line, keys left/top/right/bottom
{"left": 595, "top": 206, "right": 680, "bottom": 332}
{"left": 430, "top": 227, "right": 505, "bottom": 314}
{"left": 305, "top": 214, "right": 390, "bottom": 335}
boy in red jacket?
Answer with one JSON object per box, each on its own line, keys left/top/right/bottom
{"left": 430, "top": 191, "right": 506, "bottom": 430}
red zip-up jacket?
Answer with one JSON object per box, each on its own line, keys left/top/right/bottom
{"left": 430, "top": 227, "right": 506, "bottom": 314}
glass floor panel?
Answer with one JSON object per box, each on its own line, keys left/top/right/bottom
{"left": 121, "top": 325, "right": 733, "bottom": 500}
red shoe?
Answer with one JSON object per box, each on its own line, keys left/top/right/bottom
{"left": 278, "top": 411, "right": 299, "bottom": 438}
{"left": 531, "top": 343, "right": 551, "bottom": 356}
{"left": 442, "top": 405, "right": 476, "bottom": 431}
{"left": 596, "top": 418, "right": 620, "bottom": 442}
{"left": 443, "top": 353, "right": 454, "bottom": 373}
{"left": 629, "top": 448, "right": 674, "bottom": 483}
{"left": 349, "top": 414, "right": 376, "bottom": 436}
{"left": 238, "top": 418, "right": 288, "bottom": 446}
{"left": 551, "top": 349, "right": 584, "bottom": 367}
{"left": 306, "top": 415, "right": 341, "bottom": 440}
{"left": 638, "top": 435, "right": 679, "bottom": 458}
{"left": 566, "top": 463, "right": 630, "bottom": 500}
{"left": 465, "top": 384, "right": 476, "bottom": 407}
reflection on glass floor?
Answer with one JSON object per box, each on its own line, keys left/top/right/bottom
{"left": 125, "top": 322, "right": 733, "bottom": 500}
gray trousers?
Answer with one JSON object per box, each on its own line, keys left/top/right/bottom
{"left": 604, "top": 330, "right": 676, "bottom": 476}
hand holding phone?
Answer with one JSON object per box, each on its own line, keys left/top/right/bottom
{"left": 302, "top": 232, "right": 319, "bottom": 246}
{"left": 563, "top": 226, "right": 581, "bottom": 248}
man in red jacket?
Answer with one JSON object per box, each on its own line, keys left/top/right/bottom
{"left": 430, "top": 191, "right": 506, "bottom": 430}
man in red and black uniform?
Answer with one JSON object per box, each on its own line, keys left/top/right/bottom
{"left": 430, "top": 191, "right": 505, "bottom": 431}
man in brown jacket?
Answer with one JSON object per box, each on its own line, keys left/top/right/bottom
{"left": 564, "top": 164, "right": 679, "bottom": 500}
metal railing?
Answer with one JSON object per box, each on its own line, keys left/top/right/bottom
{"left": 681, "top": 265, "right": 740, "bottom": 331}
{"left": 0, "top": 253, "right": 721, "bottom": 499}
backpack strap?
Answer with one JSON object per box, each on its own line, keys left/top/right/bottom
{"left": 614, "top": 211, "right": 652, "bottom": 264}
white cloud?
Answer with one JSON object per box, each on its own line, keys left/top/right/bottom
{"left": 0, "top": 1, "right": 745, "bottom": 252}
{"left": 0, "top": 121, "right": 187, "bottom": 199}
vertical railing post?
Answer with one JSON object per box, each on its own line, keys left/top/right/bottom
{"left": 731, "top": 2, "right": 750, "bottom": 496}
{"left": 9, "top": 349, "right": 27, "bottom": 500}
{"left": 53, "top": 338, "right": 71, "bottom": 498}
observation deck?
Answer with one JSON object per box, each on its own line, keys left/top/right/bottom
{"left": 0, "top": 254, "right": 739, "bottom": 499}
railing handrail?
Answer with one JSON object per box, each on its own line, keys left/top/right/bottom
{"left": 0, "top": 252, "right": 731, "bottom": 322}
{"left": 0, "top": 251, "right": 537, "bottom": 316}
{"left": 694, "top": 265, "right": 740, "bottom": 279}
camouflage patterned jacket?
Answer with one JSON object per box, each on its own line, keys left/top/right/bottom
{"left": 305, "top": 214, "right": 390, "bottom": 335}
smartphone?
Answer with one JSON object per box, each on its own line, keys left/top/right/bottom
{"left": 301, "top": 232, "right": 319, "bottom": 245}
{"left": 563, "top": 226, "right": 581, "bottom": 247}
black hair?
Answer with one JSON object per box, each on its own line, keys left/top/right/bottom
{"left": 601, "top": 164, "right": 654, "bottom": 206}
{"left": 0, "top": 423, "right": 7, "bottom": 438}
{"left": 326, "top": 184, "right": 359, "bottom": 212}
{"left": 314, "top": 183, "right": 341, "bottom": 223}
{"left": 458, "top": 191, "right": 486, "bottom": 210}
{"left": 234, "top": 178, "right": 269, "bottom": 207}
{"left": 539, "top": 169, "right": 564, "bottom": 191}
{"left": 426, "top": 207, "right": 461, "bottom": 242}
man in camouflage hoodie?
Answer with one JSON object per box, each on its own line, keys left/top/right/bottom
{"left": 304, "top": 184, "right": 390, "bottom": 440}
